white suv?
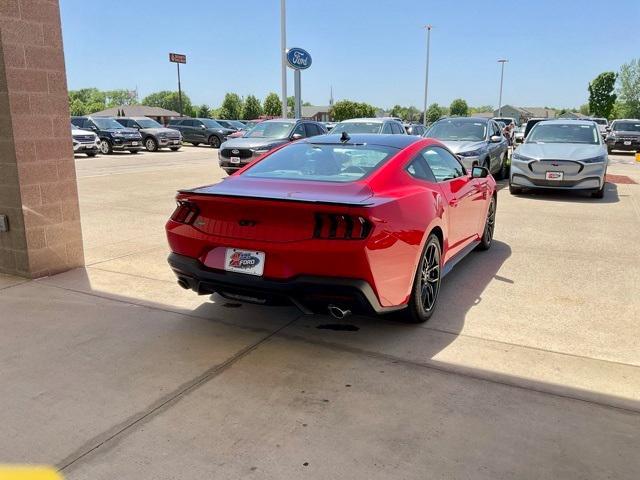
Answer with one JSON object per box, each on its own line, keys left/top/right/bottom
{"left": 71, "top": 124, "right": 100, "bottom": 157}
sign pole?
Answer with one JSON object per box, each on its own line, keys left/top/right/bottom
{"left": 177, "top": 62, "right": 183, "bottom": 117}
{"left": 280, "top": 0, "right": 287, "bottom": 118}
{"left": 294, "top": 69, "right": 301, "bottom": 119}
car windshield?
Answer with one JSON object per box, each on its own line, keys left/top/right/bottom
{"left": 493, "top": 118, "right": 512, "bottom": 125}
{"left": 331, "top": 122, "right": 383, "bottom": 134}
{"left": 201, "top": 119, "right": 224, "bottom": 128}
{"left": 229, "top": 120, "right": 246, "bottom": 129}
{"left": 243, "top": 142, "right": 397, "bottom": 182}
{"left": 527, "top": 124, "right": 599, "bottom": 144}
{"left": 612, "top": 121, "right": 640, "bottom": 132}
{"left": 93, "top": 118, "right": 125, "bottom": 129}
{"left": 592, "top": 118, "right": 608, "bottom": 125}
{"left": 136, "top": 119, "right": 162, "bottom": 128}
{"left": 244, "top": 121, "right": 295, "bottom": 138}
{"left": 426, "top": 120, "right": 487, "bottom": 141}
{"left": 216, "top": 120, "right": 232, "bottom": 128}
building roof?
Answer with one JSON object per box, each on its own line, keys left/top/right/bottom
{"left": 301, "top": 105, "right": 331, "bottom": 117}
{"left": 91, "top": 105, "right": 181, "bottom": 117}
{"left": 522, "top": 107, "right": 557, "bottom": 118}
{"left": 472, "top": 111, "right": 493, "bottom": 118}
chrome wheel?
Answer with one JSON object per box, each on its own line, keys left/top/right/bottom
{"left": 420, "top": 242, "right": 440, "bottom": 312}
{"left": 100, "top": 140, "right": 110, "bottom": 154}
{"left": 145, "top": 138, "right": 157, "bottom": 151}
{"left": 484, "top": 198, "right": 496, "bottom": 245}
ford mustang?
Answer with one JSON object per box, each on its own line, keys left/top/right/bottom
{"left": 166, "top": 134, "right": 497, "bottom": 323}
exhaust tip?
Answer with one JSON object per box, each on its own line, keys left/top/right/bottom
{"left": 328, "top": 304, "right": 352, "bottom": 320}
{"left": 177, "top": 278, "right": 190, "bottom": 289}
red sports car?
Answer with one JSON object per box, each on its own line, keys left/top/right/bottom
{"left": 166, "top": 134, "right": 497, "bottom": 323}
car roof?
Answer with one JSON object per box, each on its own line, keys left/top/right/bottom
{"left": 536, "top": 119, "right": 597, "bottom": 126}
{"left": 437, "top": 116, "right": 491, "bottom": 123}
{"left": 338, "top": 118, "right": 385, "bottom": 123}
{"left": 303, "top": 133, "right": 421, "bottom": 149}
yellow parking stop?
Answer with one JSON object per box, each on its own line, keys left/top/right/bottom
{"left": 0, "top": 467, "right": 62, "bottom": 480}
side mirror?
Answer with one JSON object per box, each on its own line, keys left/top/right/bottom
{"left": 606, "top": 127, "right": 611, "bottom": 132}
{"left": 490, "top": 135, "right": 502, "bottom": 143}
{"left": 471, "top": 166, "right": 489, "bottom": 179}
{"left": 291, "top": 133, "right": 303, "bottom": 141}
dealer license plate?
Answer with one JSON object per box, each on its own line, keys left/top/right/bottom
{"left": 230, "top": 157, "right": 241, "bottom": 164}
{"left": 624, "top": 141, "right": 632, "bottom": 146}
{"left": 545, "top": 171, "right": 564, "bottom": 181}
{"left": 224, "top": 248, "right": 265, "bottom": 276}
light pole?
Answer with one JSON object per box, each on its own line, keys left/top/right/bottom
{"left": 422, "top": 25, "right": 432, "bottom": 126}
{"left": 497, "top": 59, "right": 508, "bottom": 117}
{"left": 280, "top": 0, "right": 287, "bottom": 118}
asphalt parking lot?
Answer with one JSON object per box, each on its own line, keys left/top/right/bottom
{"left": 2, "top": 146, "right": 640, "bottom": 479}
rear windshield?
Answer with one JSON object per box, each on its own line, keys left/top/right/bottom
{"left": 611, "top": 121, "right": 640, "bottom": 132}
{"left": 243, "top": 142, "right": 398, "bottom": 182}
{"left": 331, "top": 122, "right": 383, "bottom": 134}
{"left": 527, "top": 124, "right": 599, "bottom": 144}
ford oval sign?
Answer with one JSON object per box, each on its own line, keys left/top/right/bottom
{"left": 286, "top": 48, "right": 312, "bottom": 70}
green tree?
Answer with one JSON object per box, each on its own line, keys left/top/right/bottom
{"left": 426, "top": 103, "right": 444, "bottom": 123}
{"left": 617, "top": 59, "right": 640, "bottom": 119}
{"left": 68, "top": 88, "right": 107, "bottom": 114}
{"left": 449, "top": 98, "right": 469, "bottom": 116}
{"left": 263, "top": 92, "right": 282, "bottom": 117}
{"left": 242, "top": 94, "right": 263, "bottom": 119}
{"left": 69, "top": 98, "right": 87, "bottom": 116}
{"left": 196, "top": 104, "right": 211, "bottom": 118}
{"left": 579, "top": 103, "right": 590, "bottom": 115}
{"left": 588, "top": 72, "right": 617, "bottom": 119}
{"left": 105, "top": 89, "right": 138, "bottom": 107}
{"left": 217, "top": 93, "right": 243, "bottom": 119}
{"left": 470, "top": 105, "right": 494, "bottom": 114}
{"left": 142, "top": 90, "right": 193, "bottom": 116}
{"left": 390, "top": 105, "right": 406, "bottom": 119}
{"left": 329, "top": 100, "right": 376, "bottom": 122}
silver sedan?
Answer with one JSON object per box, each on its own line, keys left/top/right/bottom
{"left": 509, "top": 120, "right": 608, "bottom": 198}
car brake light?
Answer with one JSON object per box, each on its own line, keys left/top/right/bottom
{"left": 313, "top": 213, "right": 372, "bottom": 240}
{"left": 171, "top": 201, "right": 199, "bottom": 225}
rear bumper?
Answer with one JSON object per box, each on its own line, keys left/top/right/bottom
{"left": 167, "top": 252, "right": 403, "bottom": 314}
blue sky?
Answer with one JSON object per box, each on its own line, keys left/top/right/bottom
{"left": 60, "top": 0, "right": 639, "bottom": 110}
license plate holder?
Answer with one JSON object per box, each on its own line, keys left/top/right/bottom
{"left": 545, "top": 171, "right": 564, "bottom": 181}
{"left": 131, "top": 141, "right": 139, "bottom": 146}
{"left": 230, "top": 157, "right": 241, "bottom": 164}
{"left": 624, "top": 141, "right": 632, "bottom": 146}
{"left": 224, "top": 248, "right": 265, "bottom": 276}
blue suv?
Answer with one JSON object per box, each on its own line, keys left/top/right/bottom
{"left": 71, "top": 116, "right": 143, "bottom": 154}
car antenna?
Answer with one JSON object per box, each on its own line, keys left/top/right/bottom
{"left": 340, "top": 131, "right": 350, "bottom": 142}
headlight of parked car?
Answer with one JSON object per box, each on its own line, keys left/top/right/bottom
{"left": 512, "top": 152, "right": 535, "bottom": 162}
{"left": 251, "top": 144, "right": 276, "bottom": 154}
{"left": 581, "top": 155, "right": 606, "bottom": 164}
{"left": 457, "top": 150, "right": 480, "bottom": 157}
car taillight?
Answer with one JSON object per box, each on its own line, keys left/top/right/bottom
{"left": 313, "top": 213, "right": 372, "bottom": 240}
{"left": 171, "top": 201, "right": 199, "bottom": 225}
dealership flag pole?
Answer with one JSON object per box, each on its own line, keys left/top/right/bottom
{"left": 281, "top": 0, "right": 287, "bottom": 118}
{"left": 498, "top": 59, "right": 508, "bottom": 117}
{"left": 422, "top": 25, "right": 432, "bottom": 126}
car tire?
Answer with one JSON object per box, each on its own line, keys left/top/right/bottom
{"left": 169, "top": 147, "right": 181, "bottom": 151}
{"left": 145, "top": 137, "right": 158, "bottom": 152}
{"left": 483, "top": 158, "right": 491, "bottom": 173}
{"left": 208, "top": 135, "right": 221, "bottom": 148}
{"left": 591, "top": 183, "right": 605, "bottom": 199}
{"left": 129, "top": 150, "right": 139, "bottom": 154}
{"left": 607, "top": 146, "right": 613, "bottom": 154}
{"left": 398, "top": 233, "right": 442, "bottom": 324}
{"left": 86, "top": 152, "right": 97, "bottom": 157}
{"left": 509, "top": 183, "right": 522, "bottom": 195}
{"left": 192, "top": 143, "right": 200, "bottom": 147}
{"left": 476, "top": 196, "right": 496, "bottom": 251}
{"left": 498, "top": 154, "right": 509, "bottom": 179}
{"left": 99, "top": 139, "right": 113, "bottom": 155}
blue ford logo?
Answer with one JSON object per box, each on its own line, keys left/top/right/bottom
{"left": 286, "top": 48, "right": 312, "bottom": 70}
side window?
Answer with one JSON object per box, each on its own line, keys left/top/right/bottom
{"left": 491, "top": 122, "right": 500, "bottom": 137}
{"left": 304, "top": 123, "right": 319, "bottom": 137}
{"left": 292, "top": 123, "right": 306, "bottom": 137}
{"left": 183, "top": 120, "right": 194, "bottom": 127}
{"left": 406, "top": 151, "right": 436, "bottom": 182}
{"left": 421, "top": 147, "right": 465, "bottom": 182}
{"left": 193, "top": 120, "right": 203, "bottom": 128}
{"left": 84, "top": 119, "right": 96, "bottom": 129}
{"left": 382, "top": 122, "right": 392, "bottom": 134}
{"left": 117, "top": 119, "right": 129, "bottom": 127}
{"left": 395, "top": 123, "right": 405, "bottom": 134}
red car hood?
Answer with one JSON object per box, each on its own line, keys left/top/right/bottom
{"left": 182, "top": 177, "right": 375, "bottom": 206}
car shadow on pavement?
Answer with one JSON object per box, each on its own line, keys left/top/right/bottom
{"left": 264, "top": 239, "right": 512, "bottom": 365}
{"left": 513, "top": 182, "right": 619, "bottom": 204}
